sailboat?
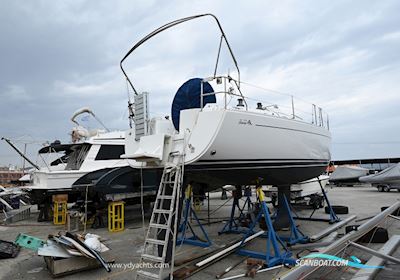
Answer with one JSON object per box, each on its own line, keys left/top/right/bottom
{"left": 115, "top": 14, "right": 331, "bottom": 192}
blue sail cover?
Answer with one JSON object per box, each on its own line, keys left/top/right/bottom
{"left": 171, "top": 78, "right": 215, "bottom": 131}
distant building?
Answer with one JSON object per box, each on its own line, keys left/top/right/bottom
{"left": 0, "top": 167, "right": 24, "bottom": 187}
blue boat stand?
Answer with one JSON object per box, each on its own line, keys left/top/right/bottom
{"left": 219, "top": 186, "right": 254, "bottom": 235}
{"left": 177, "top": 184, "right": 212, "bottom": 247}
{"left": 292, "top": 177, "right": 341, "bottom": 224}
{"left": 278, "top": 195, "right": 309, "bottom": 245}
{"left": 318, "top": 177, "right": 340, "bottom": 223}
{"left": 236, "top": 187, "right": 296, "bottom": 267}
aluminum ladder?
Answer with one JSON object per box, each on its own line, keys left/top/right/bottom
{"left": 136, "top": 140, "right": 185, "bottom": 280}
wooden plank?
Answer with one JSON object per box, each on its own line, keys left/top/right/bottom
{"left": 45, "top": 256, "right": 99, "bottom": 277}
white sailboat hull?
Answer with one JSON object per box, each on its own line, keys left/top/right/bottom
{"left": 125, "top": 107, "right": 331, "bottom": 188}
{"left": 184, "top": 108, "right": 331, "bottom": 186}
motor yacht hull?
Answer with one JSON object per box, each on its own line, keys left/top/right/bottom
{"left": 290, "top": 175, "right": 330, "bottom": 197}
{"left": 20, "top": 130, "right": 128, "bottom": 204}
{"left": 26, "top": 170, "right": 87, "bottom": 191}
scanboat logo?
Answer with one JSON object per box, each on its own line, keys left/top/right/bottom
{"left": 238, "top": 119, "right": 252, "bottom": 125}
{"left": 296, "top": 253, "right": 384, "bottom": 269}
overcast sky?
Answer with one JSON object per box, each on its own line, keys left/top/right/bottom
{"left": 1, "top": 0, "right": 400, "bottom": 167}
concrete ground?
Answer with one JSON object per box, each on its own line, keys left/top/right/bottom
{"left": 0, "top": 185, "right": 399, "bottom": 280}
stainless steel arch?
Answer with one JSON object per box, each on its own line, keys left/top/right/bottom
{"left": 120, "top": 13, "right": 241, "bottom": 96}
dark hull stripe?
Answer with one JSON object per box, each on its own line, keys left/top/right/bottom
{"left": 197, "top": 158, "right": 330, "bottom": 163}
{"left": 92, "top": 138, "right": 124, "bottom": 141}
{"left": 187, "top": 162, "right": 328, "bottom": 171}
{"left": 188, "top": 165, "right": 327, "bottom": 172}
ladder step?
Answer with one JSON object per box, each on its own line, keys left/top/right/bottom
{"left": 146, "top": 238, "right": 167, "bottom": 245}
{"left": 141, "top": 253, "right": 164, "bottom": 262}
{"left": 164, "top": 162, "right": 178, "bottom": 167}
{"left": 153, "top": 209, "right": 171, "bottom": 214}
{"left": 149, "top": 223, "right": 169, "bottom": 229}
{"left": 163, "top": 181, "right": 176, "bottom": 184}
{"left": 157, "top": 195, "right": 174, "bottom": 200}
{"left": 170, "top": 153, "right": 184, "bottom": 158}
{"left": 138, "top": 145, "right": 185, "bottom": 280}
{"left": 136, "top": 270, "right": 160, "bottom": 279}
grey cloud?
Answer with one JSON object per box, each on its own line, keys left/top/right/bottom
{"left": 1, "top": 0, "right": 400, "bottom": 166}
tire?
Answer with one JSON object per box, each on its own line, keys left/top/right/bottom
{"left": 314, "top": 196, "right": 324, "bottom": 209}
{"left": 271, "top": 194, "right": 277, "bottom": 208}
{"left": 309, "top": 195, "right": 321, "bottom": 209}
{"left": 325, "top": 205, "right": 349, "bottom": 215}
{"left": 383, "top": 186, "right": 390, "bottom": 192}
{"left": 311, "top": 200, "right": 320, "bottom": 210}
{"left": 377, "top": 186, "right": 384, "bottom": 192}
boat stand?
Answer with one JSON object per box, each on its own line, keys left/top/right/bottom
{"left": 237, "top": 187, "right": 295, "bottom": 267}
{"left": 177, "top": 185, "right": 212, "bottom": 247}
{"left": 319, "top": 178, "right": 340, "bottom": 223}
{"left": 278, "top": 195, "right": 309, "bottom": 245}
{"left": 219, "top": 186, "right": 254, "bottom": 235}
{"left": 293, "top": 177, "right": 340, "bottom": 224}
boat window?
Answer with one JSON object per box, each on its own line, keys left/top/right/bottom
{"left": 50, "top": 155, "right": 69, "bottom": 166}
{"left": 65, "top": 144, "right": 91, "bottom": 170}
{"left": 95, "top": 145, "right": 125, "bottom": 160}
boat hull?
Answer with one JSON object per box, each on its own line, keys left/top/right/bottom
{"left": 77, "top": 163, "right": 327, "bottom": 199}
{"left": 185, "top": 162, "right": 328, "bottom": 187}
{"left": 27, "top": 171, "right": 87, "bottom": 190}
{"left": 182, "top": 108, "right": 331, "bottom": 187}
{"left": 124, "top": 107, "right": 331, "bottom": 190}
{"left": 330, "top": 166, "right": 369, "bottom": 185}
